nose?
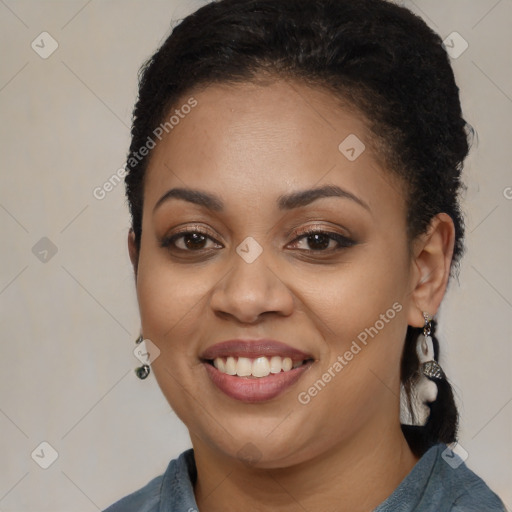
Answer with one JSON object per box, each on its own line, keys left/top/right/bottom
{"left": 209, "top": 246, "right": 294, "bottom": 324}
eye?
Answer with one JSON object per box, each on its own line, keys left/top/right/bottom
{"left": 288, "top": 227, "right": 355, "bottom": 252}
{"left": 161, "top": 227, "right": 223, "bottom": 252}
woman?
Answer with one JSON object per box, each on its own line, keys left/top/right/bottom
{"left": 106, "top": 0, "right": 506, "bottom": 510}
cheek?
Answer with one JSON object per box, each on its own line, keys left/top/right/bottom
{"left": 294, "top": 241, "right": 410, "bottom": 408}
{"left": 135, "top": 250, "right": 213, "bottom": 422}
{"left": 135, "top": 248, "right": 211, "bottom": 352}
{"left": 304, "top": 244, "right": 410, "bottom": 343}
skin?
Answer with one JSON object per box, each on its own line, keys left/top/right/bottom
{"left": 128, "top": 79, "right": 455, "bottom": 512}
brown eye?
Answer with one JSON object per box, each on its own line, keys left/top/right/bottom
{"left": 182, "top": 233, "right": 208, "bottom": 250}
{"left": 161, "top": 229, "right": 222, "bottom": 252}
{"left": 288, "top": 228, "right": 355, "bottom": 252}
{"left": 305, "top": 233, "right": 331, "bottom": 250}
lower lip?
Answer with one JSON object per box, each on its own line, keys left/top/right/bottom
{"left": 203, "top": 362, "right": 312, "bottom": 403}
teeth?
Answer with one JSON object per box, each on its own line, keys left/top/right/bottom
{"left": 282, "top": 357, "right": 292, "bottom": 371}
{"left": 269, "top": 356, "right": 282, "bottom": 374}
{"left": 252, "top": 357, "right": 270, "bottom": 377}
{"left": 236, "top": 357, "right": 252, "bottom": 377}
{"left": 212, "top": 356, "right": 305, "bottom": 377}
{"left": 213, "top": 358, "right": 226, "bottom": 373}
{"left": 225, "top": 356, "right": 237, "bottom": 375}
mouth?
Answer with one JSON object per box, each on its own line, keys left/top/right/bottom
{"left": 200, "top": 339, "right": 314, "bottom": 402}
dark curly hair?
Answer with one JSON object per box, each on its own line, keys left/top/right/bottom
{"left": 125, "top": 0, "right": 470, "bottom": 456}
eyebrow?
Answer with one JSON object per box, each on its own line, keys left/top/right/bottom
{"left": 153, "top": 188, "right": 223, "bottom": 213}
{"left": 153, "top": 184, "right": 370, "bottom": 213}
{"left": 277, "top": 184, "right": 370, "bottom": 211}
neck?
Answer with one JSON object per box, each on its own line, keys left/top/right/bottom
{"left": 193, "top": 422, "right": 418, "bottom": 512}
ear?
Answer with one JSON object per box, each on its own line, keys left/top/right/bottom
{"left": 407, "top": 213, "right": 455, "bottom": 328}
{"left": 128, "top": 228, "right": 139, "bottom": 278}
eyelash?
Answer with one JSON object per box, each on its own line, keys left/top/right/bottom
{"left": 291, "top": 226, "right": 355, "bottom": 252}
{"left": 160, "top": 225, "right": 217, "bottom": 249}
{"left": 160, "top": 226, "right": 355, "bottom": 254}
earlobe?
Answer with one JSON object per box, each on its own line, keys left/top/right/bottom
{"left": 407, "top": 213, "right": 455, "bottom": 327}
{"left": 128, "top": 229, "right": 139, "bottom": 278}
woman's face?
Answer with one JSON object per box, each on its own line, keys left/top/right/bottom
{"left": 133, "top": 80, "right": 419, "bottom": 468}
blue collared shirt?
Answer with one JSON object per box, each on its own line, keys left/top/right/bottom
{"left": 104, "top": 444, "right": 506, "bottom": 511}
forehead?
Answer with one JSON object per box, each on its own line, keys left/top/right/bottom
{"left": 143, "top": 80, "right": 402, "bottom": 215}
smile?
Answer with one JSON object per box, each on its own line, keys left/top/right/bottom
{"left": 201, "top": 339, "right": 314, "bottom": 402}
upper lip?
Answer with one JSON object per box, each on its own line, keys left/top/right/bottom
{"left": 200, "top": 339, "right": 313, "bottom": 361}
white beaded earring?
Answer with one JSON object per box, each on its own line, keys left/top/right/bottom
{"left": 400, "top": 312, "right": 445, "bottom": 426}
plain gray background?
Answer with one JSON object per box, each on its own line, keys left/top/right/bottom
{"left": 0, "top": 1, "right": 511, "bottom": 510}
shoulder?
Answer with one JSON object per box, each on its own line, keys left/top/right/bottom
{"left": 103, "top": 474, "right": 163, "bottom": 512}
{"left": 375, "top": 444, "right": 506, "bottom": 512}
{"left": 429, "top": 444, "right": 505, "bottom": 511}
{"left": 103, "top": 449, "right": 197, "bottom": 512}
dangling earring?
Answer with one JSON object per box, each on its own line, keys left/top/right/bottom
{"left": 419, "top": 313, "right": 445, "bottom": 380}
{"left": 400, "top": 312, "right": 445, "bottom": 426}
{"left": 134, "top": 334, "right": 151, "bottom": 380}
